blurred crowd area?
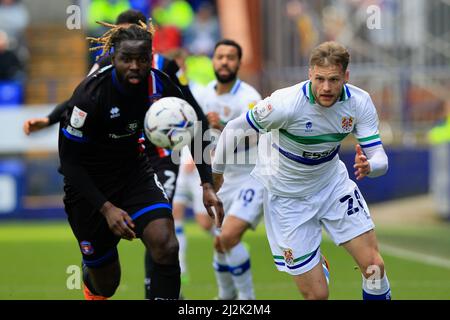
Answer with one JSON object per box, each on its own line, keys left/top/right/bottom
{"left": 0, "top": 0, "right": 449, "bottom": 144}
{"left": 262, "top": 0, "right": 450, "bottom": 145}
{"left": 0, "top": 0, "right": 221, "bottom": 107}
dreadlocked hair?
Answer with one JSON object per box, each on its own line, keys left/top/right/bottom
{"left": 87, "top": 19, "right": 155, "bottom": 61}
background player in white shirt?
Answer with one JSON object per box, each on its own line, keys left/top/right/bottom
{"left": 212, "top": 41, "right": 391, "bottom": 300}
{"left": 175, "top": 39, "right": 264, "bottom": 299}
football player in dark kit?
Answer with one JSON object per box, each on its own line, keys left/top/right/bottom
{"left": 59, "top": 22, "right": 223, "bottom": 299}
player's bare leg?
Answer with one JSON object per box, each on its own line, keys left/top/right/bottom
{"left": 195, "top": 212, "right": 214, "bottom": 232}
{"left": 292, "top": 261, "right": 329, "bottom": 300}
{"left": 342, "top": 229, "right": 391, "bottom": 300}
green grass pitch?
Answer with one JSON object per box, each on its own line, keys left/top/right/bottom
{"left": 0, "top": 220, "right": 449, "bottom": 300}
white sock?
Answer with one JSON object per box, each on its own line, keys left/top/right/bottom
{"left": 226, "top": 242, "right": 255, "bottom": 300}
{"left": 213, "top": 250, "right": 236, "bottom": 299}
{"left": 174, "top": 220, "right": 187, "bottom": 275}
{"left": 362, "top": 272, "right": 391, "bottom": 300}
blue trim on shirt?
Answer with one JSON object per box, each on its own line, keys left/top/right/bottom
{"left": 272, "top": 143, "right": 340, "bottom": 165}
{"left": 231, "top": 79, "right": 241, "bottom": 95}
{"left": 62, "top": 128, "right": 88, "bottom": 143}
{"left": 360, "top": 141, "right": 382, "bottom": 148}
{"left": 345, "top": 84, "right": 351, "bottom": 98}
{"left": 155, "top": 54, "right": 165, "bottom": 71}
{"left": 130, "top": 203, "right": 172, "bottom": 221}
{"left": 302, "top": 81, "right": 308, "bottom": 99}
{"left": 153, "top": 71, "right": 163, "bottom": 94}
{"left": 246, "top": 111, "right": 260, "bottom": 132}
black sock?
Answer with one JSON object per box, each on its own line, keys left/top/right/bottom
{"left": 149, "top": 262, "right": 181, "bottom": 300}
{"left": 144, "top": 250, "right": 154, "bottom": 299}
{"left": 82, "top": 263, "right": 100, "bottom": 296}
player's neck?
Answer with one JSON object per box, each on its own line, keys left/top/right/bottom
{"left": 215, "top": 79, "right": 237, "bottom": 95}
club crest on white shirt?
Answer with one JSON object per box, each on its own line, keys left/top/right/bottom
{"left": 70, "top": 106, "right": 87, "bottom": 128}
{"left": 341, "top": 116, "right": 354, "bottom": 132}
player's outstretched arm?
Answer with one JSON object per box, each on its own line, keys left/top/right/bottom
{"left": 23, "top": 100, "right": 71, "bottom": 135}
{"left": 23, "top": 117, "right": 50, "bottom": 135}
{"left": 212, "top": 112, "right": 258, "bottom": 175}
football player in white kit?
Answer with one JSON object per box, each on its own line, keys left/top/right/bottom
{"left": 200, "top": 39, "right": 263, "bottom": 300}
{"left": 212, "top": 41, "right": 391, "bottom": 300}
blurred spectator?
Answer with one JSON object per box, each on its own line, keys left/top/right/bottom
{"left": 0, "top": 30, "right": 23, "bottom": 81}
{"left": 164, "top": 48, "right": 212, "bottom": 99}
{"left": 152, "top": 0, "right": 196, "bottom": 53}
{"left": 183, "top": 1, "right": 220, "bottom": 56}
{"left": 187, "top": 0, "right": 214, "bottom": 12}
{"left": 152, "top": 0, "right": 194, "bottom": 31}
{"left": 87, "top": 0, "right": 131, "bottom": 66}
{"left": 184, "top": 53, "right": 214, "bottom": 88}
{"left": 129, "top": 0, "right": 151, "bottom": 17}
{"left": 0, "top": 0, "right": 29, "bottom": 62}
{"left": 153, "top": 24, "right": 182, "bottom": 53}
{"left": 285, "top": 0, "right": 320, "bottom": 60}
{"left": 88, "top": 0, "right": 131, "bottom": 36}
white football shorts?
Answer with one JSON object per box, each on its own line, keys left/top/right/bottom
{"left": 217, "top": 171, "right": 264, "bottom": 229}
{"left": 264, "top": 173, "right": 375, "bottom": 276}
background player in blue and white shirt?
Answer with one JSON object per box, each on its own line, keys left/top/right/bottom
{"left": 175, "top": 39, "right": 264, "bottom": 299}
{"left": 212, "top": 41, "right": 391, "bottom": 300}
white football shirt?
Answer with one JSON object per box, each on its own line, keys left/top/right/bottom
{"left": 246, "top": 80, "right": 382, "bottom": 197}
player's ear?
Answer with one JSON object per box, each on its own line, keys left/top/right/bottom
{"left": 344, "top": 69, "right": 349, "bottom": 83}
{"left": 308, "top": 67, "right": 313, "bottom": 80}
{"left": 111, "top": 52, "right": 116, "bottom": 66}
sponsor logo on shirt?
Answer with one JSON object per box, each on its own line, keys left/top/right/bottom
{"left": 70, "top": 106, "right": 87, "bottom": 128}
{"left": 66, "top": 125, "right": 83, "bottom": 138}
{"left": 302, "top": 146, "right": 338, "bottom": 160}
{"left": 253, "top": 102, "right": 273, "bottom": 121}
{"left": 126, "top": 121, "right": 138, "bottom": 133}
{"left": 305, "top": 121, "right": 313, "bottom": 132}
{"left": 110, "top": 106, "right": 120, "bottom": 119}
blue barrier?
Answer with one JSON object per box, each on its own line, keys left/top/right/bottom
{"left": 0, "top": 147, "right": 431, "bottom": 220}
{"left": 339, "top": 146, "right": 429, "bottom": 203}
{"left": 0, "top": 159, "right": 25, "bottom": 217}
{"left": 0, "top": 81, "right": 23, "bottom": 106}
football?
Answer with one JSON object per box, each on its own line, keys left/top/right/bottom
{"left": 144, "top": 97, "right": 198, "bottom": 150}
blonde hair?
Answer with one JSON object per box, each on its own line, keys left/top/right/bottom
{"left": 309, "top": 41, "right": 350, "bottom": 72}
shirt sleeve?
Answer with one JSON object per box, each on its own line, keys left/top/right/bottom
{"left": 353, "top": 94, "right": 383, "bottom": 149}
{"left": 245, "top": 95, "right": 291, "bottom": 133}
{"left": 58, "top": 85, "right": 107, "bottom": 211}
{"left": 365, "top": 144, "right": 388, "bottom": 178}
{"left": 47, "top": 100, "right": 70, "bottom": 125}
{"left": 212, "top": 112, "right": 258, "bottom": 174}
